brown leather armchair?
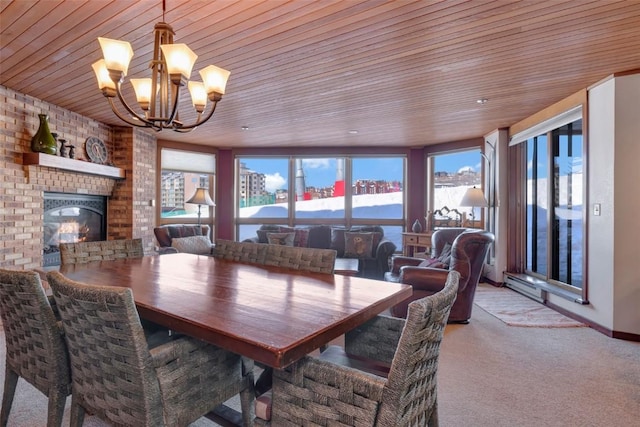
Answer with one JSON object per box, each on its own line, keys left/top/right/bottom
{"left": 385, "top": 228, "right": 494, "bottom": 323}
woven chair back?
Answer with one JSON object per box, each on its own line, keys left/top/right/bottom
{"left": 47, "top": 272, "right": 165, "bottom": 425}
{"left": 0, "top": 269, "right": 71, "bottom": 426}
{"left": 263, "top": 245, "right": 337, "bottom": 274}
{"left": 213, "top": 239, "right": 268, "bottom": 264}
{"left": 378, "top": 270, "right": 459, "bottom": 426}
{"left": 59, "top": 238, "right": 144, "bottom": 265}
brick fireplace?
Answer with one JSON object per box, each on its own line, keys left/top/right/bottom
{"left": 43, "top": 192, "right": 108, "bottom": 266}
{"left": 0, "top": 85, "right": 157, "bottom": 270}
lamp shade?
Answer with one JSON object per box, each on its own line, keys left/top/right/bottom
{"left": 186, "top": 188, "right": 215, "bottom": 206}
{"left": 98, "top": 37, "right": 134, "bottom": 75}
{"left": 188, "top": 81, "right": 208, "bottom": 111}
{"left": 459, "top": 186, "right": 488, "bottom": 207}
{"left": 200, "top": 65, "right": 231, "bottom": 95}
{"left": 91, "top": 60, "right": 116, "bottom": 91}
{"left": 160, "top": 43, "right": 197, "bottom": 78}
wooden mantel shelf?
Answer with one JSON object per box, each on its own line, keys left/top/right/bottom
{"left": 23, "top": 152, "right": 125, "bottom": 179}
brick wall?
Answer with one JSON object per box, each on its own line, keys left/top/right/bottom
{"left": 0, "top": 85, "right": 157, "bottom": 268}
{"left": 109, "top": 126, "right": 157, "bottom": 254}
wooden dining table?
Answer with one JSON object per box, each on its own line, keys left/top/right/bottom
{"left": 58, "top": 252, "right": 412, "bottom": 369}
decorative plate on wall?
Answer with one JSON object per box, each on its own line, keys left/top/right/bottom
{"left": 85, "top": 137, "right": 109, "bottom": 164}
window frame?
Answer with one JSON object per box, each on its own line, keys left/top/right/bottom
{"left": 156, "top": 143, "right": 217, "bottom": 229}
{"left": 235, "top": 154, "right": 406, "bottom": 244}
{"left": 507, "top": 90, "right": 588, "bottom": 301}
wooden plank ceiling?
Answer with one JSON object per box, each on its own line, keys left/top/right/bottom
{"left": 2, "top": 0, "right": 640, "bottom": 148}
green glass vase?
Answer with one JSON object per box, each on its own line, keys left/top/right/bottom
{"left": 30, "top": 113, "right": 57, "bottom": 155}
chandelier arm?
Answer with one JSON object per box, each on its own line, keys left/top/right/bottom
{"left": 172, "top": 99, "right": 220, "bottom": 132}
{"left": 113, "top": 83, "right": 162, "bottom": 131}
{"left": 106, "top": 98, "right": 154, "bottom": 129}
{"left": 162, "top": 80, "right": 182, "bottom": 127}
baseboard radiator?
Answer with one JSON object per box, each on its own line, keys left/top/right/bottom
{"left": 504, "top": 273, "right": 588, "bottom": 305}
{"left": 504, "top": 274, "right": 545, "bottom": 303}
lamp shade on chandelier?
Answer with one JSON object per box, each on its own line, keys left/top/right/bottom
{"left": 92, "top": 10, "right": 230, "bottom": 133}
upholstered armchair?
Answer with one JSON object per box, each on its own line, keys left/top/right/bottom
{"left": 385, "top": 228, "right": 494, "bottom": 323}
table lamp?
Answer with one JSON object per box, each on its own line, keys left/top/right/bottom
{"left": 459, "top": 186, "right": 488, "bottom": 228}
{"left": 186, "top": 187, "right": 215, "bottom": 226}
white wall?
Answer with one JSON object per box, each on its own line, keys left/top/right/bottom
{"left": 612, "top": 73, "right": 640, "bottom": 333}
{"left": 482, "top": 129, "right": 508, "bottom": 284}
{"left": 548, "top": 73, "right": 640, "bottom": 335}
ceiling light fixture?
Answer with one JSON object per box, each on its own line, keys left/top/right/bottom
{"left": 91, "top": 0, "right": 230, "bottom": 133}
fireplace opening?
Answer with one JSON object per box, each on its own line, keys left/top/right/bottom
{"left": 43, "top": 192, "right": 107, "bottom": 267}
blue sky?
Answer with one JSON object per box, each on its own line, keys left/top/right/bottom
{"left": 241, "top": 151, "right": 482, "bottom": 192}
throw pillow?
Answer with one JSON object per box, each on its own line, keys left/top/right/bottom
{"left": 330, "top": 228, "right": 347, "bottom": 257}
{"left": 278, "top": 226, "right": 310, "bottom": 247}
{"left": 168, "top": 225, "right": 202, "bottom": 238}
{"left": 171, "top": 235, "right": 212, "bottom": 255}
{"left": 344, "top": 232, "right": 374, "bottom": 259}
{"left": 267, "top": 232, "right": 295, "bottom": 246}
{"left": 418, "top": 257, "right": 447, "bottom": 269}
{"left": 257, "top": 225, "right": 281, "bottom": 243}
{"left": 349, "top": 227, "right": 382, "bottom": 257}
{"left": 437, "top": 243, "right": 453, "bottom": 266}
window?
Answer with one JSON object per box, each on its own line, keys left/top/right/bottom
{"left": 236, "top": 156, "right": 405, "bottom": 248}
{"left": 526, "top": 119, "right": 584, "bottom": 289}
{"left": 159, "top": 148, "right": 215, "bottom": 224}
{"left": 294, "top": 158, "right": 345, "bottom": 220}
{"left": 428, "top": 149, "right": 483, "bottom": 227}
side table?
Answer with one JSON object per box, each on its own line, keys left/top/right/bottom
{"left": 401, "top": 232, "right": 433, "bottom": 257}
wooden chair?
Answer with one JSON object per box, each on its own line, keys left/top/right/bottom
{"left": 59, "top": 238, "right": 144, "bottom": 265}
{"left": 256, "top": 271, "right": 460, "bottom": 426}
{"left": 0, "top": 269, "right": 71, "bottom": 427}
{"left": 47, "top": 271, "right": 256, "bottom": 427}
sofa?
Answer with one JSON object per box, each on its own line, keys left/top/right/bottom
{"left": 243, "top": 225, "right": 397, "bottom": 280}
{"left": 153, "top": 224, "right": 214, "bottom": 255}
{"left": 385, "top": 228, "right": 494, "bottom": 323}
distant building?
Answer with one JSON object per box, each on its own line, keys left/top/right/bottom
{"left": 352, "top": 179, "right": 401, "bottom": 195}
{"left": 161, "top": 172, "right": 185, "bottom": 213}
{"left": 239, "top": 162, "right": 273, "bottom": 207}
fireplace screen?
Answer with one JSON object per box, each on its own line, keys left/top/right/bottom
{"left": 43, "top": 193, "right": 107, "bottom": 266}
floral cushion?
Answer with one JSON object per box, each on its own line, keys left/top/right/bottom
{"left": 267, "top": 232, "right": 295, "bottom": 246}
{"left": 344, "top": 232, "right": 374, "bottom": 259}
{"left": 170, "top": 235, "right": 213, "bottom": 255}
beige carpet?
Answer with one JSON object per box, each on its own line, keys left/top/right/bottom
{"left": 474, "top": 283, "right": 586, "bottom": 328}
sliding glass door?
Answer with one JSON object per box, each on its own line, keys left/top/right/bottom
{"left": 525, "top": 119, "right": 584, "bottom": 289}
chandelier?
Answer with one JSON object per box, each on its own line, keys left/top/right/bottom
{"left": 91, "top": 3, "right": 230, "bottom": 133}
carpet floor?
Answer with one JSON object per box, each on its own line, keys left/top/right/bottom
{"left": 473, "top": 283, "right": 586, "bottom": 327}
{"left": 3, "top": 290, "right": 639, "bottom": 426}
